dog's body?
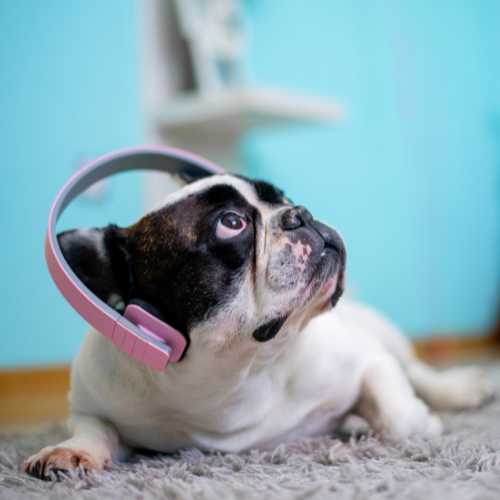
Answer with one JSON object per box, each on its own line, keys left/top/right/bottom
{"left": 24, "top": 174, "right": 494, "bottom": 479}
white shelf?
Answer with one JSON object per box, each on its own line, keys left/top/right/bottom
{"left": 155, "top": 87, "right": 343, "bottom": 138}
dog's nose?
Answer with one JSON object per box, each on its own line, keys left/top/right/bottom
{"left": 280, "top": 206, "right": 313, "bottom": 230}
{"left": 281, "top": 206, "right": 345, "bottom": 257}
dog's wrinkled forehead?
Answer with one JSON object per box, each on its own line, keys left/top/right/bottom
{"left": 161, "top": 174, "right": 287, "bottom": 212}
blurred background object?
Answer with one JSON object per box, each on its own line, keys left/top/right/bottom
{"left": 173, "top": 0, "right": 246, "bottom": 92}
{"left": 143, "top": 0, "right": 341, "bottom": 207}
{"left": 1, "top": 0, "right": 499, "bottom": 382}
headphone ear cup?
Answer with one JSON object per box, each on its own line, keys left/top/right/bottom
{"left": 127, "top": 298, "right": 164, "bottom": 321}
{"left": 123, "top": 302, "right": 188, "bottom": 363}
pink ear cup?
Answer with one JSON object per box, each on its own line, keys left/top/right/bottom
{"left": 123, "top": 304, "right": 187, "bottom": 363}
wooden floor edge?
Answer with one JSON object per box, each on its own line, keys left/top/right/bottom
{"left": 413, "top": 333, "right": 500, "bottom": 364}
{"left": 1, "top": 333, "right": 499, "bottom": 428}
{"left": 0, "top": 365, "right": 71, "bottom": 429}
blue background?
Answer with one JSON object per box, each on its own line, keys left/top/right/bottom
{"left": 1, "top": 1, "right": 498, "bottom": 367}
{"left": 1, "top": 1, "right": 143, "bottom": 366}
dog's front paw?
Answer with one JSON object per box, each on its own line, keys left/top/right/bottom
{"left": 22, "top": 446, "right": 103, "bottom": 480}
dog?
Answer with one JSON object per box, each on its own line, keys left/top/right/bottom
{"left": 24, "top": 173, "right": 494, "bottom": 479}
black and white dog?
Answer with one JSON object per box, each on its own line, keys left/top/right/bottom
{"left": 24, "top": 173, "right": 494, "bottom": 479}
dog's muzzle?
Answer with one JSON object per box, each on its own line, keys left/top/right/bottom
{"left": 280, "top": 206, "right": 345, "bottom": 258}
{"left": 281, "top": 205, "right": 346, "bottom": 305}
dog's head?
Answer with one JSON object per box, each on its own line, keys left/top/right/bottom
{"left": 59, "top": 174, "right": 346, "bottom": 355}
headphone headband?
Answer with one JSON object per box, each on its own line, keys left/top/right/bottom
{"left": 46, "top": 146, "right": 224, "bottom": 371}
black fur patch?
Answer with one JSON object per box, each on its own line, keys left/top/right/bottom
{"left": 252, "top": 317, "right": 287, "bottom": 342}
{"left": 236, "top": 175, "right": 287, "bottom": 205}
{"left": 197, "top": 184, "right": 249, "bottom": 207}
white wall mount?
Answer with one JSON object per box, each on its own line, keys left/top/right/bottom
{"left": 143, "top": 0, "right": 343, "bottom": 210}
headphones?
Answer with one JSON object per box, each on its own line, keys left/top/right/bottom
{"left": 46, "top": 146, "right": 224, "bottom": 371}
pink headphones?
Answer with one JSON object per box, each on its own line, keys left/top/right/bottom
{"left": 45, "top": 146, "right": 224, "bottom": 371}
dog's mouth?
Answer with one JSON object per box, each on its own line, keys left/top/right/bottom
{"left": 314, "top": 247, "right": 340, "bottom": 291}
{"left": 325, "top": 247, "right": 345, "bottom": 307}
{"left": 303, "top": 235, "right": 345, "bottom": 308}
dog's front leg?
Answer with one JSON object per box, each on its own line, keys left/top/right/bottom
{"left": 356, "top": 355, "right": 443, "bottom": 440}
{"left": 23, "top": 414, "right": 125, "bottom": 480}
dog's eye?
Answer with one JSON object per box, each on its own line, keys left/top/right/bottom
{"left": 216, "top": 212, "right": 247, "bottom": 239}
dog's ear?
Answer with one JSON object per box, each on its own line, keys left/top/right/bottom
{"left": 57, "top": 225, "right": 133, "bottom": 312}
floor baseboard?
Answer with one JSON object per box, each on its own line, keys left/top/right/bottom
{"left": 0, "top": 365, "right": 70, "bottom": 429}
{"left": 414, "top": 333, "right": 500, "bottom": 365}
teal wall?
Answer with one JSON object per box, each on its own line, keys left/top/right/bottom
{"left": 0, "top": 1, "right": 143, "bottom": 367}
{"left": 1, "top": 1, "right": 498, "bottom": 367}
{"left": 243, "top": 0, "right": 500, "bottom": 337}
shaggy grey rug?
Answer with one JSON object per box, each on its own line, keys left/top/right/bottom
{"left": 1, "top": 364, "right": 500, "bottom": 500}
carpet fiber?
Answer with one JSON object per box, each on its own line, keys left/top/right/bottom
{"left": 1, "top": 364, "right": 500, "bottom": 500}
